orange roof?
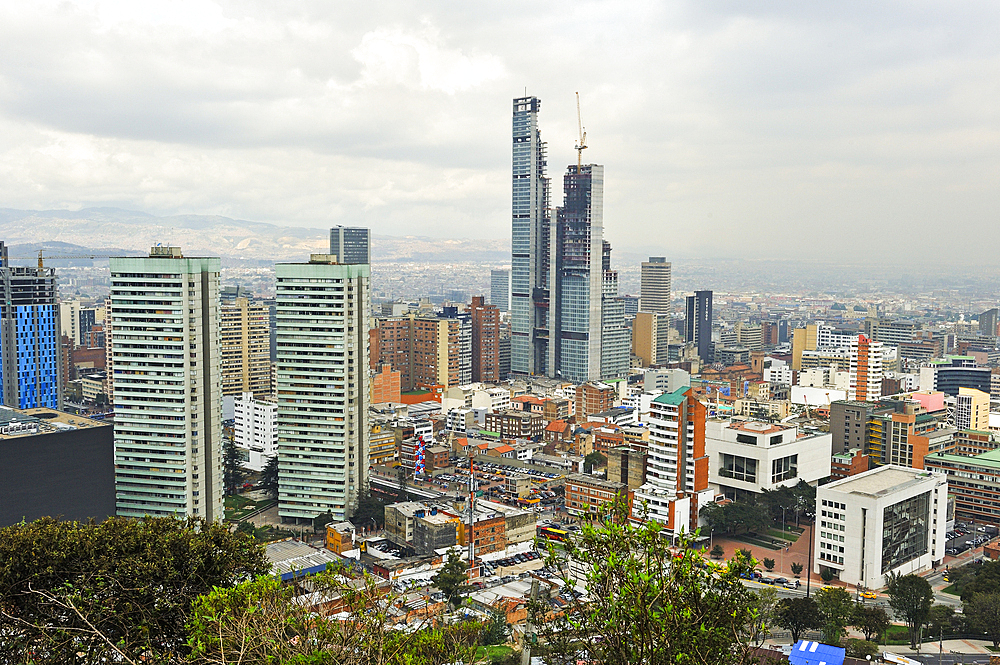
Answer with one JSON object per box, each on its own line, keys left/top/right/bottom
{"left": 514, "top": 395, "right": 545, "bottom": 405}
{"left": 545, "top": 420, "right": 568, "bottom": 431}
{"left": 494, "top": 445, "right": 514, "bottom": 454}
{"left": 477, "top": 442, "right": 489, "bottom": 450}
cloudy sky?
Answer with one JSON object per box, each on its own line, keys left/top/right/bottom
{"left": 1, "top": 1, "right": 998, "bottom": 262}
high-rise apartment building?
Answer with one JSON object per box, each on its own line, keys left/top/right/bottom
{"left": 980, "top": 308, "right": 999, "bottom": 337}
{"left": 375, "top": 314, "right": 462, "bottom": 391}
{"left": 439, "top": 307, "right": 472, "bottom": 385}
{"left": 109, "top": 247, "right": 222, "bottom": 520}
{"left": 849, "top": 334, "right": 883, "bottom": 402}
{"left": 510, "top": 96, "right": 551, "bottom": 377}
{"left": 0, "top": 242, "right": 61, "bottom": 410}
{"left": 220, "top": 297, "right": 271, "bottom": 398}
{"left": 640, "top": 257, "right": 671, "bottom": 314}
{"left": 276, "top": 254, "right": 370, "bottom": 523}
{"left": 632, "top": 311, "right": 671, "bottom": 367}
{"left": 634, "top": 386, "right": 712, "bottom": 536}
{"left": 955, "top": 387, "right": 990, "bottom": 431}
{"left": 59, "top": 299, "right": 80, "bottom": 347}
{"left": 490, "top": 269, "right": 510, "bottom": 312}
{"left": 470, "top": 296, "right": 500, "bottom": 383}
{"left": 234, "top": 392, "right": 277, "bottom": 472}
{"left": 329, "top": 226, "right": 371, "bottom": 265}
{"left": 685, "top": 290, "right": 713, "bottom": 363}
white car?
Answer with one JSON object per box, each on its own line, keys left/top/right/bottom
{"left": 784, "top": 581, "right": 800, "bottom": 590}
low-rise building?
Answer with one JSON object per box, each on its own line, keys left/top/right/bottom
{"left": 505, "top": 473, "right": 533, "bottom": 498}
{"left": 369, "top": 423, "right": 398, "bottom": 466}
{"left": 565, "top": 473, "right": 631, "bottom": 518}
{"left": 607, "top": 445, "right": 647, "bottom": 490}
{"left": 829, "top": 448, "right": 870, "bottom": 481}
{"left": 814, "top": 465, "right": 947, "bottom": 588}
{"left": 924, "top": 449, "right": 1000, "bottom": 524}
{"left": 484, "top": 410, "right": 543, "bottom": 440}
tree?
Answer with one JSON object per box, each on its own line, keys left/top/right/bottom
{"left": 844, "top": 639, "right": 879, "bottom": 659}
{"left": 480, "top": 611, "right": 510, "bottom": 646}
{"left": 750, "top": 586, "right": 780, "bottom": 646}
{"left": 432, "top": 549, "right": 469, "bottom": 607}
{"left": 737, "top": 548, "right": 753, "bottom": 559}
{"left": 820, "top": 567, "right": 836, "bottom": 583}
{"left": 775, "top": 597, "right": 823, "bottom": 643}
{"left": 222, "top": 438, "right": 246, "bottom": 494}
{"left": 259, "top": 454, "right": 278, "bottom": 499}
{"left": 966, "top": 593, "right": 1000, "bottom": 647}
{"left": 960, "top": 558, "right": 1000, "bottom": 602}
{"left": 853, "top": 603, "right": 890, "bottom": 642}
{"left": 928, "top": 604, "right": 955, "bottom": 638}
{"left": 0, "top": 516, "right": 268, "bottom": 663}
{"left": 763, "top": 558, "right": 775, "bottom": 572}
{"left": 816, "top": 586, "right": 855, "bottom": 645}
{"left": 312, "top": 511, "right": 334, "bottom": 533}
{"left": 886, "top": 572, "right": 934, "bottom": 649}
{"left": 530, "top": 498, "right": 760, "bottom": 665}
{"left": 583, "top": 451, "right": 607, "bottom": 474}
{"left": 711, "top": 544, "right": 725, "bottom": 559}
{"left": 350, "top": 488, "right": 386, "bottom": 529}
{"left": 235, "top": 521, "right": 256, "bottom": 538}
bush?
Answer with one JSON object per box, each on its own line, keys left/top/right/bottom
{"left": 845, "top": 638, "right": 879, "bottom": 659}
{"left": 710, "top": 544, "right": 724, "bottom": 559}
{"left": 821, "top": 567, "right": 836, "bottom": 583}
{"left": 791, "top": 562, "right": 803, "bottom": 577}
{"left": 763, "top": 558, "right": 775, "bottom": 572}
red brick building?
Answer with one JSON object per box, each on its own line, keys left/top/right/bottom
{"left": 470, "top": 296, "right": 500, "bottom": 383}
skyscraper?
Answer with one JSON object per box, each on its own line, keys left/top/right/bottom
{"left": 329, "top": 226, "right": 371, "bottom": 265}
{"left": 110, "top": 246, "right": 222, "bottom": 519}
{"left": 276, "top": 253, "right": 369, "bottom": 523}
{"left": 980, "top": 308, "right": 999, "bottom": 337}
{"left": 220, "top": 297, "right": 271, "bottom": 398}
{"left": 470, "top": 296, "right": 500, "bottom": 383}
{"left": 640, "top": 257, "right": 672, "bottom": 314}
{"left": 685, "top": 290, "right": 713, "bottom": 363}
{"left": 490, "top": 269, "right": 510, "bottom": 312}
{"left": 0, "top": 242, "right": 61, "bottom": 410}
{"left": 510, "top": 96, "right": 551, "bottom": 376}
{"left": 849, "top": 334, "right": 883, "bottom": 402}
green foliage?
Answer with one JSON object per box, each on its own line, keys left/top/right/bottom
{"left": 0, "top": 516, "right": 268, "bottom": 663}
{"left": 312, "top": 512, "right": 334, "bottom": 533}
{"left": 775, "top": 597, "right": 823, "bottom": 643}
{"left": 187, "top": 568, "right": 485, "bottom": 664}
{"left": 480, "top": 611, "right": 511, "bottom": 646}
{"left": 223, "top": 438, "right": 247, "bottom": 495}
{"left": 583, "top": 451, "right": 607, "bottom": 474}
{"left": 759, "top": 480, "right": 816, "bottom": 525}
{"left": 886, "top": 572, "right": 934, "bottom": 649}
{"left": 816, "top": 586, "right": 854, "bottom": 644}
{"left": 959, "top": 558, "right": 1000, "bottom": 602}
{"left": 751, "top": 586, "right": 780, "bottom": 646}
{"left": 700, "top": 496, "right": 772, "bottom": 536}
{"left": 350, "top": 489, "right": 386, "bottom": 529}
{"left": 844, "top": 638, "right": 879, "bottom": 659}
{"left": 928, "top": 603, "right": 955, "bottom": 637}
{"left": 530, "top": 498, "right": 760, "bottom": 665}
{"left": 965, "top": 592, "right": 1000, "bottom": 647}
{"left": 432, "top": 549, "right": 469, "bottom": 607}
{"left": 762, "top": 558, "right": 775, "bottom": 572}
{"left": 235, "top": 521, "right": 256, "bottom": 538}
{"left": 820, "top": 567, "right": 836, "bottom": 583}
{"left": 259, "top": 454, "right": 279, "bottom": 499}
{"left": 853, "top": 603, "right": 890, "bottom": 642}
{"left": 710, "top": 544, "right": 725, "bottom": 559}
{"left": 790, "top": 562, "right": 803, "bottom": 577}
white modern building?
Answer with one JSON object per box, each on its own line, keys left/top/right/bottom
{"left": 234, "top": 392, "right": 277, "bottom": 472}
{"left": 814, "top": 465, "right": 947, "bottom": 588}
{"left": 109, "top": 247, "right": 223, "bottom": 520}
{"left": 706, "top": 420, "right": 832, "bottom": 499}
{"left": 849, "top": 334, "right": 884, "bottom": 402}
{"left": 276, "top": 254, "right": 370, "bottom": 523}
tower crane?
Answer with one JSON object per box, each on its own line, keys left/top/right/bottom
{"left": 575, "top": 91, "right": 587, "bottom": 171}
{"left": 9, "top": 250, "right": 114, "bottom": 269}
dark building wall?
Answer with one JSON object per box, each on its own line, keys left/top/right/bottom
{"left": 1, "top": 425, "right": 115, "bottom": 526}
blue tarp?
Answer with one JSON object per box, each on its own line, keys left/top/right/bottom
{"left": 788, "top": 640, "right": 845, "bottom": 665}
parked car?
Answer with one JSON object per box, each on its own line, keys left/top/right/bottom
{"left": 785, "top": 581, "right": 800, "bottom": 590}
{"left": 774, "top": 577, "right": 789, "bottom": 585}
{"left": 759, "top": 577, "right": 775, "bottom": 585}
{"left": 860, "top": 590, "right": 877, "bottom": 599}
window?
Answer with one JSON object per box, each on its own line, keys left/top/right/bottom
{"left": 881, "top": 491, "right": 930, "bottom": 574}
{"left": 720, "top": 453, "right": 757, "bottom": 483}
{"left": 771, "top": 454, "right": 798, "bottom": 484}
{"left": 735, "top": 433, "right": 758, "bottom": 445}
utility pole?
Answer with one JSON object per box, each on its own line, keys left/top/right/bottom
{"left": 806, "top": 520, "right": 814, "bottom": 598}
{"left": 521, "top": 579, "right": 539, "bottom": 665}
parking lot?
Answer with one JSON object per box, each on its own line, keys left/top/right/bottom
{"left": 945, "top": 522, "right": 998, "bottom": 557}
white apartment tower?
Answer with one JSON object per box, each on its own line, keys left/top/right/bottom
{"left": 276, "top": 254, "right": 370, "bottom": 523}
{"left": 234, "top": 391, "right": 278, "bottom": 472}
{"left": 849, "top": 334, "right": 883, "bottom": 402}
{"left": 109, "top": 247, "right": 223, "bottom": 520}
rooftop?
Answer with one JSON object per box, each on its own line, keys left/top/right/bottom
{"left": 0, "top": 407, "right": 108, "bottom": 440}
{"left": 728, "top": 421, "right": 789, "bottom": 435}
{"left": 823, "top": 465, "right": 939, "bottom": 498}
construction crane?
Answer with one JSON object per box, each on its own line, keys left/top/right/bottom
{"left": 575, "top": 91, "right": 587, "bottom": 170}
{"left": 9, "top": 250, "right": 113, "bottom": 269}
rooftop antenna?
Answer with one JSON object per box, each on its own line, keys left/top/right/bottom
{"left": 575, "top": 91, "right": 588, "bottom": 171}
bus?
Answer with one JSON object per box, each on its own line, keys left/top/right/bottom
{"left": 537, "top": 526, "right": 569, "bottom": 542}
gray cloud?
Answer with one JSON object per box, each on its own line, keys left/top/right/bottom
{"left": 0, "top": 1, "right": 997, "bottom": 260}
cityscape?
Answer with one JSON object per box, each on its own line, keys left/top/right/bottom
{"left": 2, "top": 3, "right": 1000, "bottom": 665}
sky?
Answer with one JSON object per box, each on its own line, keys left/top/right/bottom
{"left": 0, "top": 1, "right": 998, "bottom": 262}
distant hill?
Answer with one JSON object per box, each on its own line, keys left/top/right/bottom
{"left": 0, "top": 208, "right": 510, "bottom": 264}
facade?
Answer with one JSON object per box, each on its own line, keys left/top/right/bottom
{"left": 849, "top": 335, "right": 883, "bottom": 402}
{"left": 829, "top": 400, "right": 890, "bottom": 456}
{"left": 234, "top": 392, "right": 277, "bottom": 472}
{"left": 276, "top": 255, "right": 370, "bottom": 523}
{"left": 371, "top": 364, "right": 401, "bottom": 404}
{"left": 980, "top": 308, "right": 999, "bottom": 337}
{"left": 829, "top": 448, "right": 870, "bottom": 481}
{"left": 109, "top": 247, "right": 222, "bottom": 520}
{"left": 706, "top": 420, "right": 832, "bottom": 499}
{"left": 329, "top": 225, "right": 370, "bottom": 265}
{"left": 490, "top": 269, "right": 510, "bottom": 312}
{"left": 484, "top": 410, "right": 543, "bottom": 440}
{"left": 565, "top": 473, "right": 630, "bottom": 517}
{"left": 369, "top": 423, "right": 397, "bottom": 466}
{"left": 814, "top": 465, "right": 947, "bottom": 588}
{"left": 607, "top": 445, "right": 647, "bottom": 490}
{"left": 220, "top": 297, "right": 271, "bottom": 398}
{"left": 470, "top": 296, "right": 500, "bottom": 383}
{"left": 0, "top": 243, "right": 61, "bottom": 409}
{"left": 0, "top": 406, "right": 114, "bottom": 526}
{"left": 925, "top": 448, "right": 1000, "bottom": 524}
{"left": 575, "top": 381, "right": 616, "bottom": 422}
{"left": 632, "top": 311, "right": 671, "bottom": 367}
{"left": 509, "top": 96, "right": 551, "bottom": 377}
{"left": 955, "top": 387, "right": 990, "bottom": 431}
{"left": 640, "top": 257, "right": 671, "bottom": 315}
{"left": 932, "top": 357, "right": 992, "bottom": 396}
{"left": 375, "top": 315, "right": 461, "bottom": 391}
{"left": 634, "top": 387, "right": 713, "bottom": 536}
{"left": 685, "top": 290, "right": 713, "bottom": 362}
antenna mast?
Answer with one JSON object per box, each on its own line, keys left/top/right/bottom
{"left": 575, "top": 91, "right": 587, "bottom": 170}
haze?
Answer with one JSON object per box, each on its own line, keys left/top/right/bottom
{"left": 1, "top": 1, "right": 998, "bottom": 263}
